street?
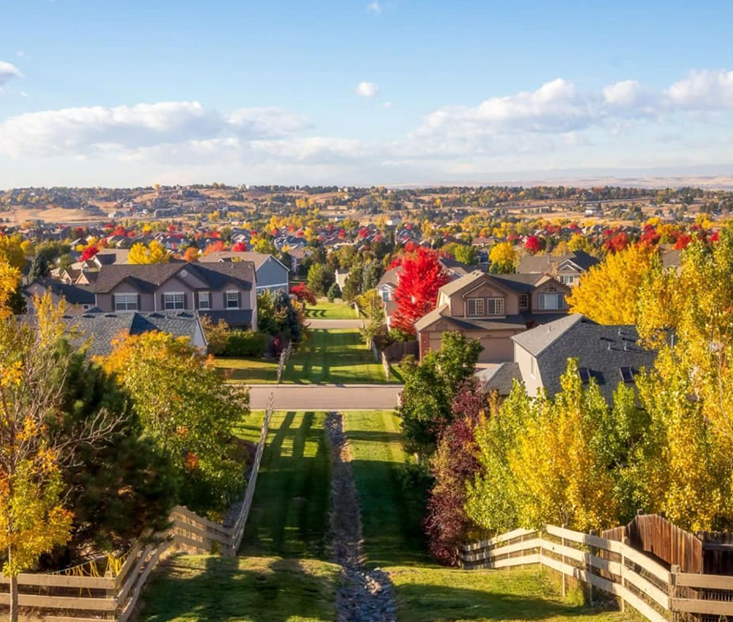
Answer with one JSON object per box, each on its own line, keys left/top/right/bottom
{"left": 248, "top": 383, "right": 403, "bottom": 411}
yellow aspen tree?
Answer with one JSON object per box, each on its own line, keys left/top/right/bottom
{"left": 567, "top": 244, "right": 658, "bottom": 324}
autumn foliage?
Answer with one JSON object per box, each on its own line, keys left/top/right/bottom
{"left": 392, "top": 247, "right": 450, "bottom": 335}
{"left": 290, "top": 283, "right": 317, "bottom": 305}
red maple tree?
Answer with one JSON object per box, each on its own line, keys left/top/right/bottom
{"left": 231, "top": 241, "right": 247, "bottom": 252}
{"left": 80, "top": 245, "right": 100, "bottom": 261}
{"left": 524, "top": 235, "right": 544, "bottom": 254}
{"left": 290, "top": 283, "right": 317, "bottom": 305}
{"left": 392, "top": 247, "right": 450, "bottom": 335}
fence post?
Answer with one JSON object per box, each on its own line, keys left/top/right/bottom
{"left": 561, "top": 524, "right": 567, "bottom": 598}
{"left": 620, "top": 536, "right": 628, "bottom": 613}
{"left": 669, "top": 564, "right": 679, "bottom": 622}
{"left": 588, "top": 529, "right": 596, "bottom": 607}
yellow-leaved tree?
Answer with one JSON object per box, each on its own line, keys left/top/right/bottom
{"left": 488, "top": 242, "right": 517, "bottom": 274}
{"left": 567, "top": 244, "right": 658, "bottom": 324}
{"left": 128, "top": 240, "right": 170, "bottom": 264}
{"left": 0, "top": 261, "right": 20, "bottom": 319}
{"left": 630, "top": 225, "right": 733, "bottom": 530}
{"left": 0, "top": 297, "right": 72, "bottom": 622}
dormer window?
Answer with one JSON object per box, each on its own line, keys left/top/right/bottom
{"left": 467, "top": 298, "right": 485, "bottom": 317}
{"left": 519, "top": 294, "right": 529, "bottom": 310}
{"left": 486, "top": 298, "right": 505, "bottom": 316}
{"left": 538, "top": 293, "right": 566, "bottom": 310}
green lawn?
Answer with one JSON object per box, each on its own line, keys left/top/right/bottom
{"left": 389, "top": 565, "right": 638, "bottom": 622}
{"left": 344, "top": 411, "right": 429, "bottom": 567}
{"left": 306, "top": 300, "right": 357, "bottom": 319}
{"left": 240, "top": 411, "right": 331, "bottom": 559}
{"left": 139, "top": 555, "right": 339, "bottom": 622}
{"left": 217, "top": 329, "right": 398, "bottom": 384}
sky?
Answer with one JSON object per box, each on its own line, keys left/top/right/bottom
{"left": 2, "top": 0, "right": 733, "bottom": 187}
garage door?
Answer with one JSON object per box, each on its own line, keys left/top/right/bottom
{"left": 478, "top": 336, "right": 514, "bottom": 363}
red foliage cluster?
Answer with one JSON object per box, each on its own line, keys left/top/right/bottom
{"left": 639, "top": 224, "right": 661, "bottom": 248}
{"left": 232, "top": 241, "right": 247, "bottom": 252}
{"left": 605, "top": 231, "right": 629, "bottom": 253}
{"left": 391, "top": 247, "right": 450, "bottom": 335}
{"left": 425, "top": 378, "right": 485, "bottom": 566}
{"left": 524, "top": 235, "right": 545, "bottom": 254}
{"left": 203, "top": 240, "right": 227, "bottom": 255}
{"left": 290, "top": 283, "right": 317, "bottom": 305}
{"left": 80, "top": 245, "right": 100, "bottom": 261}
{"left": 674, "top": 233, "right": 692, "bottom": 250}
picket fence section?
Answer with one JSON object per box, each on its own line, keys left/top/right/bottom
{"left": 1, "top": 394, "right": 275, "bottom": 622}
{"left": 462, "top": 525, "right": 733, "bottom": 622}
{"left": 277, "top": 342, "right": 292, "bottom": 383}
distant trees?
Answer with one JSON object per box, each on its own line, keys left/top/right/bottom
{"left": 392, "top": 247, "right": 450, "bottom": 335}
{"left": 128, "top": 240, "right": 170, "bottom": 264}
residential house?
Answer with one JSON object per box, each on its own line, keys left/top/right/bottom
{"left": 63, "top": 311, "right": 207, "bottom": 357}
{"left": 23, "top": 278, "right": 97, "bottom": 315}
{"left": 199, "top": 251, "right": 289, "bottom": 293}
{"left": 414, "top": 270, "right": 571, "bottom": 363}
{"left": 93, "top": 261, "right": 257, "bottom": 329}
{"left": 517, "top": 250, "right": 599, "bottom": 287}
{"left": 478, "top": 314, "right": 656, "bottom": 404}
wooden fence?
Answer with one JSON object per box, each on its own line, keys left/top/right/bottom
{"left": 1, "top": 394, "right": 275, "bottom": 622}
{"left": 277, "top": 341, "right": 292, "bottom": 383}
{"left": 462, "top": 525, "right": 733, "bottom": 622}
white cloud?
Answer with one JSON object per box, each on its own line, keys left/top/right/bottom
{"left": 382, "top": 101, "right": 393, "bottom": 109}
{"left": 667, "top": 69, "right": 733, "bottom": 109}
{"left": 0, "top": 102, "right": 310, "bottom": 157}
{"left": 356, "top": 81, "right": 380, "bottom": 98}
{"left": 0, "top": 61, "right": 23, "bottom": 86}
{"left": 367, "top": 2, "right": 381, "bottom": 13}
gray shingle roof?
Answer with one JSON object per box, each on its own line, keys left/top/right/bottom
{"left": 94, "top": 261, "right": 255, "bottom": 293}
{"left": 476, "top": 362, "right": 522, "bottom": 395}
{"left": 513, "top": 314, "right": 657, "bottom": 404}
{"left": 25, "top": 278, "right": 95, "bottom": 305}
{"left": 64, "top": 311, "right": 202, "bottom": 357}
{"left": 518, "top": 250, "right": 599, "bottom": 274}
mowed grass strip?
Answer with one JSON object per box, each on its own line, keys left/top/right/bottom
{"left": 240, "top": 411, "right": 331, "bottom": 559}
{"left": 344, "top": 410, "right": 429, "bottom": 568}
{"left": 216, "top": 329, "right": 391, "bottom": 384}
{"left": 389, "top": 565, "right": 639, "bottom": 622}
{"left": 139, "top": 555, "right": 339, "bottom": 622}
{"left": 306, "top": 301, "right": 357, "bottom": 319}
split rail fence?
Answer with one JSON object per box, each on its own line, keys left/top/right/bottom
{"left": 0, "top": 394, "right": 275, "bottom": 622}
{"left": 462, "top": 525, "right": 733, "bottom": 622}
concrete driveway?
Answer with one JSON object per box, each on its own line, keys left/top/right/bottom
{"left": 248, "top": 383, "right": 403, "bottom": 411}
{"left": 306, "top": 319, "right": 364, "bottom": 329}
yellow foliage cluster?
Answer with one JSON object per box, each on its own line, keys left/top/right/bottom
{"left": 128, "top": 240, "right": 170, "bottom": 264}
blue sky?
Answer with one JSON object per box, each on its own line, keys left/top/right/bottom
{"left": 1, "top": 0, "right": 733, "bottom": 187}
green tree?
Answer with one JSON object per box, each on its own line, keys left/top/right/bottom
{"left": 327, "top": 282, "right": 341, "bottom": 302}
{"left": 397, "top": 332, "right": 482, "bottom": 459}
{"left": 307, "top": 263, "right": 334, "bottom": 296}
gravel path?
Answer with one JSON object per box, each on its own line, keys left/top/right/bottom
{"left": 325, "top": 412, "right": 397, "bottom": 622}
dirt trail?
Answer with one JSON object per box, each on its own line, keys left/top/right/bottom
{"left": 325, "top": 411, "right": 397, "bottom": 622}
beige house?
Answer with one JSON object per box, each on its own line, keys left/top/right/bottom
{"left": 414, "top": 270, "right": 571, "bottom": 363}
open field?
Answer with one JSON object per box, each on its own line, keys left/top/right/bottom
{"left": 216, "top": 329, "right": 398, "bottom": 384}
{"left": 139, "top": 555, "right": 339, "bottom": 622}
{"left": 306, "top": 301, "right": 358, "bottom": 320}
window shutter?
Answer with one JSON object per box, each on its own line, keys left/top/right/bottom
{"left": 137, "top": 294, "right": 141, "bottom": 310}
{"left": 237, "top": 292, "right": 242, "bottom": 308}
{"left": 194, "top": 292, "right": 199, "bottom": 309}
{"left": 161, "top": 294, "right": 165, "bottom": 310}
{"left": 183, "top": 293, "right": 188, "bottom": 310}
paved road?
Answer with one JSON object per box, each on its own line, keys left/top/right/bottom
{"left": 248, "top": 384, "right": 403, "bottom": 411}
{"left": 306, "top": 319, "right": 364, "bottom": 329}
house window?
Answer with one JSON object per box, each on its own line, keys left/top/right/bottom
{"left": 538, "top": 293, "right": 566, "bottom": 310}
{"left": 559, "top": 275, "right": 577, "bottom": 285}
{"left": 114, "top": 293, "right": 138, "bottom": 311}
{"left": 198, "top": 291, "right": 211, "bottom": 310}
{"left": 486, "top": 298, "right": 505, "bottom": 316}
{"left": 163, "top": 293, "right": 185, "bottom": 310}
{"left": 226, "top": 291, "right": 240, "bottom": 309}
{"left": 578, "top": 367, "right": 592, "bottom": 384}
{"left": 467, "top": 298, "right": 485, "bottom": 317}
{"left": 519, "top": 294, "right": 529, "bottom": 310}
{"left": 530, "top": 356, "right": 536, "bottom": 379}
{"left": 619, "top": 367, "right": 636, "bottom": 383}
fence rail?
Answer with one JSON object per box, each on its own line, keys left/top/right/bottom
{"left": 462, "top": 524, "right": 733, "bottom": 622}
{"left": 277, "top": 342, "right": 292, "bottom": 383}
{"left": 2, "top": 393, "right": 275, "bottom": 622}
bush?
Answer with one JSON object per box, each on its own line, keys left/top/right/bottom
{"left": 327, "top": 282, "right": 341, "bottom": 302}
{"left": 222, "top": 330, "right": 268, "bottom": 357}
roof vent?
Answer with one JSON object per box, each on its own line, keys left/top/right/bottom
{"left": 181, "top": 269, "right": 188, "bottom": 277}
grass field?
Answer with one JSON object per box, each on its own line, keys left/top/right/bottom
{"left": 240, "top": 411, "right": 331, "bottom": 559}
{"left": 216, "top": 329, "right": 398, "bottom": 384}
{"left": 344, "top": 411, "right": 429, "bottom": 567}
{"left": 139, "top": 555, "right": 339, "bottom": 622}
{"left": 306, "top": 301, "right": 357, "bottom": 319}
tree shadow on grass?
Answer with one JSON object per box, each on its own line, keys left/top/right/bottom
{"left": 140, "top": 555, "right": 337, "bottom": 622}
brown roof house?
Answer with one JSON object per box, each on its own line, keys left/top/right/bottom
{"left": 414, "top": 270, "right": 571, "bottom": 363}
{"left": 517, "top": 250, "right": 599, "bottom": 286}
{"left": 93, "top": 260, "right": 258, "bottom": 329}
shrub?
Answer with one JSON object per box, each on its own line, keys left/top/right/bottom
{"left": 222, "top": 330, "right": 268, "bottom": 357}
{"left": 327, "top": 282, "right": 341, "bottom": 302}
